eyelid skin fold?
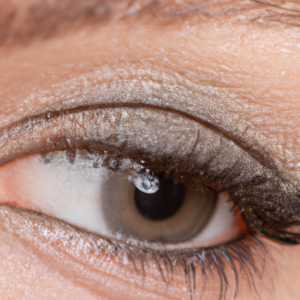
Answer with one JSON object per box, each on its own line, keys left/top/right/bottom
{"left": 0, "top": 105, "right": 299, "bottom": 244}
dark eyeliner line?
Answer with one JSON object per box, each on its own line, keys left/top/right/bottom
{"left": 0, "top": 102, "right": 278, "bottom": 173}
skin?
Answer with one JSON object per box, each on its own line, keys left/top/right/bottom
{"left": 0, "top": 0, "right": 300, "bottom": 299}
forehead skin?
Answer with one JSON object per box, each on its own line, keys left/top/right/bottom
{"left": 0, "top": 0, "right": 300, "bottom": 190}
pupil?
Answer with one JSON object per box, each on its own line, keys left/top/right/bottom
{"left": 134, "top": 179, "right": 185, "bottom": 220}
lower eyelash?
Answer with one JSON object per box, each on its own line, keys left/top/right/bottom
{"left": 122, "top": 235, "right": 273, "bottom": 300}
{"left": 0, "top": 204, "right": 275, "bottom": 300}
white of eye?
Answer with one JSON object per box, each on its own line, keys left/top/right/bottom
{"left": 0, "top": 151, "right": 245, "bottom": 250}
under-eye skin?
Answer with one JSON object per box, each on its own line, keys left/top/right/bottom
{"left": 0, "top": 104, "right": 300, "bottom": 299}
{"left": 0, "top": 204, "right": 266, "bottom": 300}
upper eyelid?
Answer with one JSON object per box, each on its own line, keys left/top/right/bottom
{"left": 1, "top": 55, "right": 298, "bottom": 187}
{"left": 0, "top": 101, "right": 276, "bottom": 172}
{"left": 0, "top": 64, "right": 281, "bottom": 173}
{"left": 1, "top": 12, "right": 299, "bottom": 186}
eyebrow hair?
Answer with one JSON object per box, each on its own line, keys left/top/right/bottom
{"left": 0, "top": 0, "right": 119, "bottom": 46}
{"left": 1, "top": 0, "right": 300, "bottom": 47}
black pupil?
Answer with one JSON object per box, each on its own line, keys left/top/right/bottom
{"left": 134, "top": 179, "right": 185, "bottom": 220}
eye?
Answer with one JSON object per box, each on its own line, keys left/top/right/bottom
{"left": 0, "top": 150, "right": 245, "bottom": 249}
{"left": 0, "top": 106, "right": 298, "bottom": 298}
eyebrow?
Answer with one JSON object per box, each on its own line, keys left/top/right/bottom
{"left": 0, "top": 0, "right": 122, "bottom": 46}
{"left": 1, "top": 0, "right": 300, "bottom": 47}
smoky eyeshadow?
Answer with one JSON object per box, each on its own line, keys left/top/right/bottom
{"left": 0, "top": 106, "right": 300, "bottom": 243}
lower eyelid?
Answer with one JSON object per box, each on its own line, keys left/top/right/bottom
{"left": 0, "top": 205, "right": 198, "bottom": 299}
{"left": 0, "top": 204, "right": 270, "bottom": 300}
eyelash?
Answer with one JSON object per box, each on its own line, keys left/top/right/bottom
{"left": 39, "top": 149, "right": 271, "bottom": 299}
{"left": 115, "top": 233, "right": 271, "bottom": 300}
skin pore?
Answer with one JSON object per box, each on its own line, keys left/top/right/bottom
{"left": 0, "top": 0, "right": 300, "bottom": 299}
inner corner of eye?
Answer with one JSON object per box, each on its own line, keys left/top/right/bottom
{"left": 0, "top": 149, "right": 246, "bottom": 250}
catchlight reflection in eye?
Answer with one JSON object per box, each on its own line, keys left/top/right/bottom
{"left": 0, "top": 150, "right": 246, "bottom": 249}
